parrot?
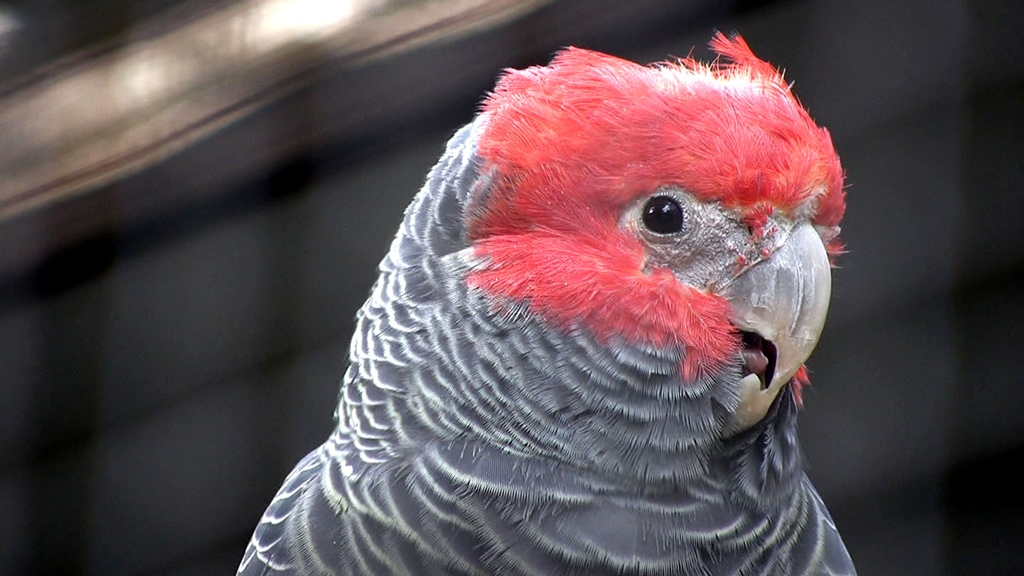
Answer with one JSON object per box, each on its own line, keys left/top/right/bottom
{"left": 238, "top": 33, "right": 855, "bottom": 576}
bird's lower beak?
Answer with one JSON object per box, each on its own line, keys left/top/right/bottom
{"left": 720, "top": 222, "right": 832, "bottom": 434}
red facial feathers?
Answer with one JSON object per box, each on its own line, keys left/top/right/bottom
{"left": 466, "top": 34, "right": 845, "bottom": 379}
{"left": 468, "top": 231, "right": 738, "bottom": 381}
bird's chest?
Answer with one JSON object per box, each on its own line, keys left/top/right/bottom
{"left": 389, "top": 441, "right": 801, "bottom": 576}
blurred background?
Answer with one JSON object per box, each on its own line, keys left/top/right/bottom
{"left": 1, "top": 0, "right": 1021, "bottom": 574}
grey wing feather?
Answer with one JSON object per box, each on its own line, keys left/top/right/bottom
{"left": 237, "top": 448, "right": 336, "bottom": 576}
{"left": 235, "top": 120, "right": 490, "bottom": 576}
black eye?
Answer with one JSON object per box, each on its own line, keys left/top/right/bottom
{"left": 641, "top": 195, "right": 685, "bottom": 234}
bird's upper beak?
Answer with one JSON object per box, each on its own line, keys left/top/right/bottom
{"left": 719, "top": 221, "right": 832, "bottom": 433}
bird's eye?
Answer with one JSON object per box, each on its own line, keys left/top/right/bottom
{"left": 641, "top": 195, "right": 685, "bottom": 235}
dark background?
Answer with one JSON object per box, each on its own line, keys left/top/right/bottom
{"left": 1, "top": 0, "right": 1022, "bottom": 574}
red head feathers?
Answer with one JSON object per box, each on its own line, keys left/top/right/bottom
{"left": 471, "top": 33, "right": 844, "bottom": 241}
{"left": 466, "top": 34, "right": 845, "bottom": 379}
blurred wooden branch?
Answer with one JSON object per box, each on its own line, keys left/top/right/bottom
{"left": 0, "top": 0, "right": 547, "bottom": 222}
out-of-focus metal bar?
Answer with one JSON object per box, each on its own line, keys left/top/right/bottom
{"left": 0, "top": 0, "right": 547, "bottom": 221}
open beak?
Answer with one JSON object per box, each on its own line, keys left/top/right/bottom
{"left": 720, "top": 222, "right": 832, "bottom": 434}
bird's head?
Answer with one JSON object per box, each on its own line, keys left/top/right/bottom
{"left": 463, "top": 34, "right": 844, "bottom": 436}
